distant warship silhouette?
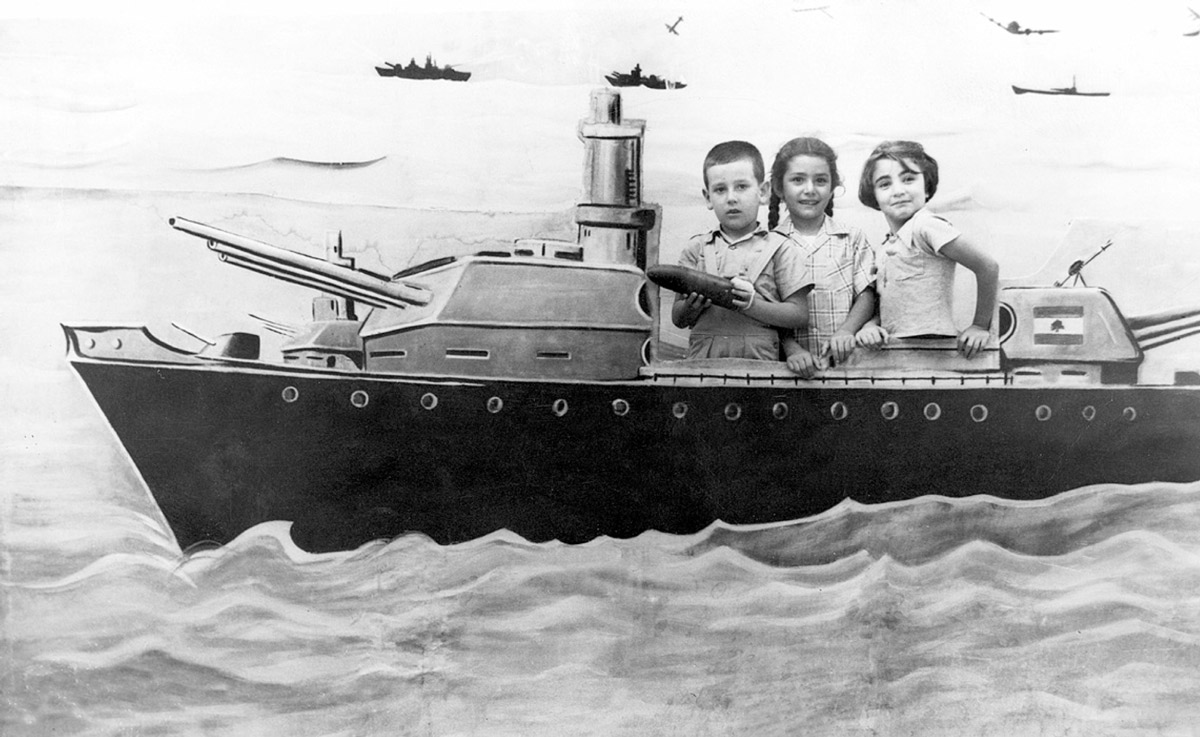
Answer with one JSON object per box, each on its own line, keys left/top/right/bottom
{"left": 605, "top": 64, "right": 686, "bottom": 90}
{"left": 376, "top": 54, "right": 470, "bottom": 81}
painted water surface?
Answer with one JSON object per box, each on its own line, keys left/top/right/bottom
{"left": 5, "top": 1, "right": 1200, "bottom": 733}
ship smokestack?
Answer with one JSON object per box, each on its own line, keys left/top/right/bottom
{"left": 575, "top": 89, "right": 659, "bottom": 269}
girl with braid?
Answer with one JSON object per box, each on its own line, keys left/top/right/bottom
{"left": 769, "top": 137, "right": 883, "bottom": 377}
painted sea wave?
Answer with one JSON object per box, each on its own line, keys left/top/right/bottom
{"left": 5, "top": 482, "right": 1200, "bottom": 736}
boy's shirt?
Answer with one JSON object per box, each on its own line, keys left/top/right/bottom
{"left": 877, "top": 207, "right": 959, "bottom": 338}
{"left": 676, "top": 224, "right": 812, "bottom": 360}
{"left": 678, "top": 224, "right": 811, "bottom": 311}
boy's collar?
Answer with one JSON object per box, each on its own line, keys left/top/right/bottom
{"left": 705, "top": 222, "right": 768, "bottom": 245}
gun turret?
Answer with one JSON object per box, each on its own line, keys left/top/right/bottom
{"left": 169, "top": 217, "right": 432, "bottom": 310}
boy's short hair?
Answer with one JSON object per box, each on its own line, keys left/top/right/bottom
{"left": 703, "top": 141, "right": 765, "bottom": 187}
{"left": 858, "top": 140, "right": 939, "bottom": 210}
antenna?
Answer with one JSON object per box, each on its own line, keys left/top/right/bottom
{"left": 1054, "top": 239, "right": 1113, "bottom": 287}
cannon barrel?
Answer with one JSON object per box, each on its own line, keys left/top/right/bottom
{"left": 1126, "top": 305, "right": 1200, "bottom": 330}
{"left": 1127, "top": 305, "right": 1200, "bottom": 351}
{"left": 169, "top": 216, "right": 432, "bottom": 309}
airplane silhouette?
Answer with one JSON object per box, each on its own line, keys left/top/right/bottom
{"left": 666, "top": 16, "right": 683, "bottom": 35}
{"left": 793, "top": 4, "right": 832, "bottom": 17}
{"left": 981, "top": 13, "right": 1059, "bottom": 35}
{"left": 1186, "top": 7, "right": 1200, "bottom": 36}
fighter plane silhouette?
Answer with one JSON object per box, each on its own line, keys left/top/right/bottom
{"left": 666, "top": 16, "right": 683, "bottom": 35}
{"left": 981, "top": 13, "right": 1059, "bottom": 35}
{"left": 793, "top": 4, "right": 832, "bottom": 17}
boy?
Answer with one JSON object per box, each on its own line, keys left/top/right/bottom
{"left": 672, "top": 140, "right": 812, "bottom": 360}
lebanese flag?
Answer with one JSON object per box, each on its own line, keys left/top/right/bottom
{"left": 1034, "top": 305, "right": 1084, "bottom": 345}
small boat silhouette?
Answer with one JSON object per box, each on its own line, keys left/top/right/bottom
{"left": 1012, "top": 76, "right": 1109, "bottom": 97}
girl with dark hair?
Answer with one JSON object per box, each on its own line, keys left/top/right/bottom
{"left": 768, "top": 137, "right": 883, "bottom": 377}
{"left": 858, "top": 140, "right": 999, "bottom": 359}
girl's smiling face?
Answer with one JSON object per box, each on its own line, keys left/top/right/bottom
{"left": 871, "top": 157, "right": 928, "bottom": 231}
{"left": 779, "top": 155, "right": 833, "bottom": 232}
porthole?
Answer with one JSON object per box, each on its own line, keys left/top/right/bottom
{"left": 997, "top": 302, "right": 1016, "bottom": 344}
{"left": 970, "top": 404, "right": 989, "bottom": 423}
{"left": 830, "top": 401, "right": 848, "bottom": 421}
{"left": 924, "top": 402, "right": 941, "bottom": 421}
{"left": 672, "top": 402, "right": 688, "bottom": 419}
{"left": 724, "top": 403, "right": 742, "bottom": 421}
{"left": 772, "top": 402, "right": 789, "bottom": 420}
{"left": 880, "top": 401, "right": 899, "bottom": 421}
{"left": 487, "top": 396, "right": 504, "bottom": 414}
{"left": 420, "top": 392, "right": 438, "bottom": 410}
{"left": 1035, "top": 404, "right": 1052, "bottom": 422}
{"left": 84, "top": 337, "right": 96, "bottom": 350}
{"left": 612, "top": 399, "right": 630, "bottom": 417}
{"left": 111, "top": 338, "right": 123, "bottom": 350}
{"left": 552, "top": 398, "right": 569, "bottom": 417}
{"left": 281, "top": 386, "right": 299, "bottom": 403}
{"left": 1081, "top": 405, "right": 1096, "bottom": 422}
{"left": 350, "top": 390, "right": 369, "bottom": 408}
{"left": 1124, "top": 407, "right": 1137, "bottom": 422}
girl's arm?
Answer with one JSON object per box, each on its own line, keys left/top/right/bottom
{"left": 783, "top": 334, "right": 821, "bottom": 377}
{"left": 940, "top": 235, "right": 999, "bottom": 359}
{"left": 828, "top": 287, "right": 878, "bottom": 361}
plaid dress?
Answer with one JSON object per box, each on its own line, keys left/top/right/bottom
{"left": 774, "top": 216, "right": 876, "bottom": 355}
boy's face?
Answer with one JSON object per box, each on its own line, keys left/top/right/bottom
{"left": 871, "top": 157, "right": 928, "bottom": 230}
{"left": 703, "top": 159, "right": 767, "bottom": 239}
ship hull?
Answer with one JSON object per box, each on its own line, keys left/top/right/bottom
{"left": 69, "top": 355, "right": 1200, "bottom": 552}
{"left": 1011, "top": 85, "right": 1110, "bottom": 96}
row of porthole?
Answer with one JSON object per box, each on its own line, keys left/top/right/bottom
{"left": 279, "top": 386, "right": 1140, "bottom": 423}
{"left": 84, "top": 337, "right": 121, "bottom": 350}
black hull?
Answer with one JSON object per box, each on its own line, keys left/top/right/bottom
{"left": 70, "top": 358, "right": 1200, "bottom": 552}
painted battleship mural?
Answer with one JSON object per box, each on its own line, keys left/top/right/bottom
{"left": 375, "top": 54, "right": 471, "bottom": 81}
{"left": 605, "top": 64, "right": 686, "bottom": 90}
{"left": 64, "top": 89, "right": 1200, "bottom": 553}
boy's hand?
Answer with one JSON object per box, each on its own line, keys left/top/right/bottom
{"left": 958, "top": 324, "right": 990, "bottom": 359}
{"left": 678, "top": 292, "right": 711, "bottom": 327}
{"left": 825, "top": 331, "right": 857, "bottom": 363}
{"left": 729, "top": 277, "right": 755, "bottom": 312}
{"left": 785, "top": 346, "right": 825, "bottom": 378}
{"left": 856, "top": 324, "right": 888, "bottom": 349}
